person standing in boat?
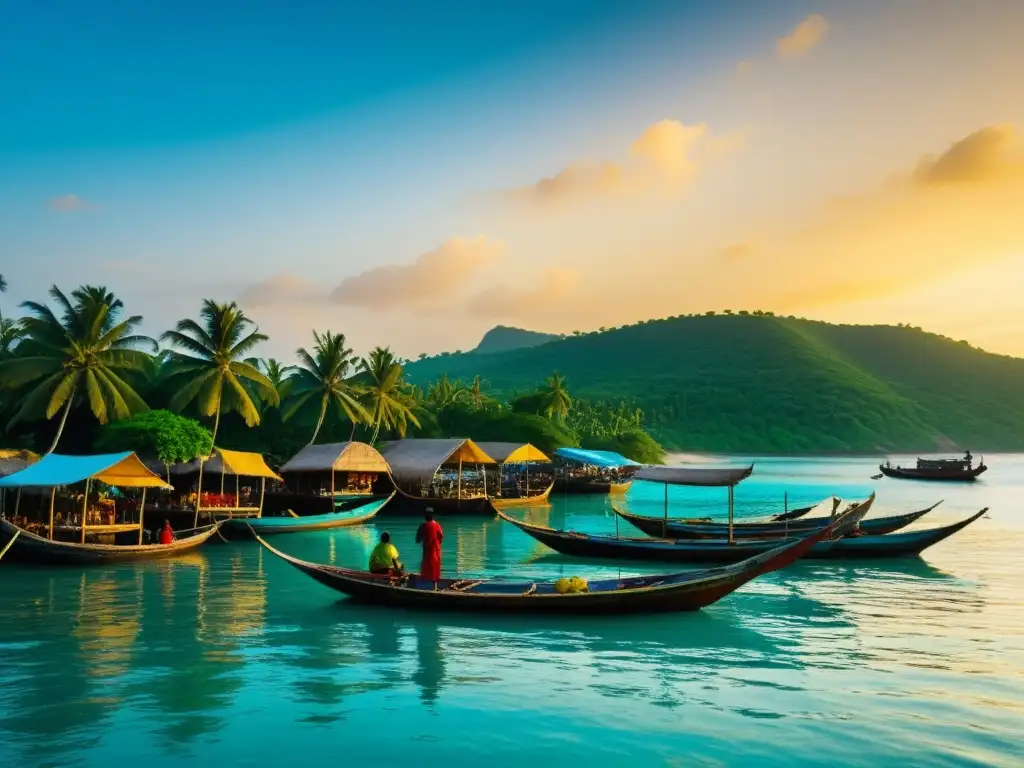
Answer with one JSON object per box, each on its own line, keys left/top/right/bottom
{"left": 369, "top": 531, "right": 403, "bottom": 575}
{"left": 415, "top": 509, "right": 444, "bottom": 588}
{"left": 159, "top": 520, "right": 175, "bottom": 545}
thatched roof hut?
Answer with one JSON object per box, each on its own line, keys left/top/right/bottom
{"left": 378, "top": 438, "right": 494, "bottom": 489}
{"left": 171, "top": 448, "right": 282, "bottom": 480}
{"left": 279, "top": 442, "right": 390, "bottom": 474}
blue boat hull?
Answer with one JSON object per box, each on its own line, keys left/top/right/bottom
{"left": 221, "top": 494, "right": 391, "bottom": 535}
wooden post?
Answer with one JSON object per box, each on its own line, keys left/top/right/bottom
{"left": 784, "top": 492, "right": 788, "bottom": 515}
{"left": 138, "top": 488, "right": 147, "bottom": 544}
{"left": 47, "top": 488, "right": 55, "bottom": 540}
{"left": 193, "top": 454, "right": 206, "bottom": 528}
{"left": 258, "top": 476, "right": 266, "bottom": 519}
{"left": 457, "top": 454, "right": 463, "bottom": 501}
{"left": 81, "top": 478, "right": 91, "bottom": 543}
{"left": 663, "top": 482, "right": 669, "bottom": 538}
{"left": 481, "top": 463, "right": 487, "bottom": 496}
{"left": 526, "top": 462, "right": 530, "bottom": 496}
{"left": 728, "top": 485, "right": 734, "bottom": 544}
{"left": 235, "top": 472, "right": 240, "bottom": 512}
{"left": 330, "top": 469, "right": 335, "bottom": 501}
{"left": 14, "top": 488, "right": 21, "bottom": 518}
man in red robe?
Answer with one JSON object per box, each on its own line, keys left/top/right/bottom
{"left": 159, "top": 520, "right": 174, "bottom": 545}
{"left": 415, "top": 509, "right": 444, "bottom": 588}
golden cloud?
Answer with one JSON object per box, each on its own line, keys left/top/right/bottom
{"left": 329, "top": 236, "right": 504, "bottom": 310}
{"left": 914, "top": 125, "right": 1021, "bottom": 185}
{"left": 467, "top": 268, "right": 579, "bottom": 319}
{"left": 237, "top": 272, "right": 325, "bottom": 308}
{"left": 507, "top": 120, "right": 738, "bottom": 207}
{"left": 776, "top": 14, "right": 829, "bottom": 58}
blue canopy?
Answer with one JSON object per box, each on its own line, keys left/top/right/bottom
{"left": 0, "top": 452, "right": 172, "bottom": 489}
{"left": 554, "top": 447, "right": 641, "bottom": 469}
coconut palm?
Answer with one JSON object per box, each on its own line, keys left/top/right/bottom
{"left": 161, "top": 300, "right": 278, "bottom": 444}
{"left": 0, "top": 273, "right": 7, "bottom": 326}
{"left": 70, "top": 286, "right": 124, "bottom": 333}
{"left": 283, "top": 330, "right": 369, "bottom": 444}
{"left": 541, "top": 371, "right": 572, "bottom": 421}
{"left": 469, "top": 375, "right": 485, "bottom": 409}
{"left": 426, "top": 374, "right": 469, "bottom": 410}
{"left": 0, "top": 285, "right": 155, "bottom": 452}
{"left": 0, "top": 318, "right": 25, "bottom": 359}
{"left": 243, "top": 357, "right": 295, "bottom": 412}
{"left": 359, "top": 346, "right": 421, "bottom": 444}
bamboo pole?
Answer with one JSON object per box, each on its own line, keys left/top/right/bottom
{"left": 193, "top": 455, "right": 206, "bottom": 529}
{"left": 482, "top": 463, "right": 487, "bottom": 496}
{"left": 525, "top": 462, "right": 530, "bottom": 496}
{"left": 258, "top": 477, "right": 266, "bottom": 519}
{"left": 81, "top": 478, "right": 91, "bottom": 543}
{"left": 457, "top": 454, "right": 463, "bottom": 503}
{"left": 728, "top": 485, "right": 734, "bottom": 544}
{"left": 330, "top": 468, "right": 335, "bottom": 501}
{"left": 0, "top": 529, "right": 20, "bottom": 562}
{"left": 47, "top": 488, "right": 55, "bottom": 540}
{"left": 235, "top": 473, "right": 240, "bottom": 513}
{"left": 663, "top": 482, "right": 669, "bottom": 538}
{"left": 138, "top": 488, "right": 147, "bottom": 544}
{"left": 14, "top": 488, "right": 21, "bottom": 518}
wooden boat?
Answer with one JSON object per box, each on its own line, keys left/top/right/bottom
{"left": 378, "top": 438, "right": 500, "bottom": 516}
{"left": 0, "top": 518, "right": 220, "bottom": 565}
{"left": 879, "top": 456, "right": 987, "bottom": 482}
{"left": 220, "top": 493, "right": 392, "bottom": 535}
{"left": 615, "top": 495, "right": 947, "bottom": 540}
{"left": 475, "top": 442, "right": 555, "bottom": 509}
{"left": 552, "top": 448, "right": 640, "bottom": 495}
{"left": 253, "top": 517, "right": 842, "bottom": 615}
{"left": 871, "top": 473, "right": 884, "bottom": 480}
{"left": 499, "top": 499, "right": 868, "bottom": 565}
{"left": 807, "top": 509, "right": 988, "bottom": 559}
{"left": 770, "top": 503, "right": 820, "bottom": 522}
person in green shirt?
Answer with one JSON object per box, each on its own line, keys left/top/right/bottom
{"left": 369, "top": 531, "right": 403, "bottom": 575}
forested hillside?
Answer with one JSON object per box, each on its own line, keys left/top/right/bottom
{"left": 406, "top": 314, "right": 1024, "bottom": 453}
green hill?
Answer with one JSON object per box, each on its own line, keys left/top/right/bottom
{"left": 471, "top": 325, "right": 563, "bottom": 354}
{"left": 407, "top": 315, "right": 1024, "bottom": 453}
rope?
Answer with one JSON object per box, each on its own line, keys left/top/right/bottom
{"left": 0, "top": 530, "right": 21, "bottom": 562}
{"left": 214, "top": 522, "right": 231, "bottom": 544}
{"left": 450, "top": 579, "right": 484, "bottom": 592}
{"left": 521, "top": 583, "right": 536, "bottom": 596}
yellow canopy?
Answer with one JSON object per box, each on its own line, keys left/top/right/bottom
{"left": 212, "top": 448, "right": 283, "bottom": 481}
{"left": 476, "top": 442, "right": 550, "bottom": 464}
{"left": 448, "top": 438, "right": 495, "bottom": 465}
{"left": 0, "top": 451, "right": 172, "bottom": 489}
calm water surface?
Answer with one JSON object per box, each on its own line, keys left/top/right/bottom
{"left": 1, "top": 455, "right": 1022, "bottom": 767}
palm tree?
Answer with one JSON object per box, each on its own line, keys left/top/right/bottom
{"left": 541, "top": 371, "right": 572, "bottom": 421}
{"left": 70, "top": 286, "right": 124, "bottom": 333}
{"left": 0, "top": 318, "right": 25, "bottom": 359}
{"left": 283, "top": 330, "right": 369, "bottom": 444}
{"left": 426, "top": 374, "right": 469, "bottom": 410}
{"left": 161, "top": 300, "right": 278, "bottom": 444}
{"left": 0, "top": 273, "right": 7, "bottom": 327}
{"left": 470, "top": 375, "right": 485, "bottom": 410}
{"left": 0, "top": 285, "right": 155, "bottom": 452}
{"left": 359, "top": 346, "right": 421, "bottom": 444}
{"left": 244, "top": 357, "right": 295, "bottom": 412}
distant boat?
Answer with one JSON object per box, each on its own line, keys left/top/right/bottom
{"left": 871, "top": 473, "right": 883, "bottom": 480}
{"left": 880, "top": 451, "right": 986, "bottom": 482}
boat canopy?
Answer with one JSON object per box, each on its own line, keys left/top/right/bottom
{"left": 0, "top": 451, "right": 172, "bottom": 489}
{"left": 633, "top": 464, "right": 754, "bottom": 487}
{"left": 279, "top": 441, "right": 391, "bottom": 474}
{"left": 474, "top": 442, "right": 550, "bottom": 464}
{"left": 378, "top": 438, "right": 496, "bottom": 487}
{"left": 173, "top": 448, "right": 282, "bottom": 480}
{"left": 554, "top": 447, "right": 641, "bottom": 469}
{"left": 0, "top": 449, "right": 40, "bottom": 479}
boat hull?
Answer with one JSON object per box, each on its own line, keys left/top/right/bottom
{"left": 880, "top": 464, "right": 987, "bottom": 482}
{"left": 809, "top": 510, "right": 987, "bottom": 558}
{"left": 490, "top": 482, "right": 554, "bottom": 510}
{"left": 0, "top": 519, "right": 219, "bottom": 566}
{"left": 254, "top": 517, "right": 837, "bottom": 614}
{"left": 220, "top": 494, "right": 391, "bottom": 535}
{"left": 552, "top": 478, "right": 632, "bottom": 495}
{"left": 382, "top": 488, "right": 499, "bottom": 517}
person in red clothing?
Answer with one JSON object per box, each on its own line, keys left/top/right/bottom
{"left": 159, "top": 520, "right": 174, "bottom": 545}
{"left": 415, "top": 509, "right": 444, "bottom": 588}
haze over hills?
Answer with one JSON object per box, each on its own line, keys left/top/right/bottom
{"left": 405, "top": 314, "right": 1024, "bottom": 453}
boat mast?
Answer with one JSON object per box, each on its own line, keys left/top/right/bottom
{"left": 80, "top": 478, "right": 91, "bottom": 543}
{"left": 728, "top": 484, "right": 734, "bottom": 544}
{"left": 138, "top": 488, "right": 147, "bottom": 544}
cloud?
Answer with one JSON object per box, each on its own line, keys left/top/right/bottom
{"left": 735, "top": 60, "right": 756, "bottom": 77}
{"left": 914, "top": 125, "right": 1021, "bottom": 185}
{"left": 719, "top": 243, "right": 754, "bottom": 262}
{"left": 329, "top": 236, "right": 504, "bottom": 310}
{"left": 467, "top": 268, "right": 579, "bottom": 318}
{"left": 776, "top": 14, "right": 829, "bottom": 58}
{"left": 507, "top": 120, "right": 738, "bottom": 207}
{"left": 237, "top": 272, "right": 326, "bottom": 308}
{"left": 48, "top": 194, "right": 93, "bottom": 211}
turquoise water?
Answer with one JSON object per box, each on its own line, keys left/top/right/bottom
{"left": 1, "top": 455, "right": 1022, "bottom": 767}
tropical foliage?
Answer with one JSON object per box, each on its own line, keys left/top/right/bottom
{"left": 94, "top": 409, "right": 213, "bottom": 469}
{"left": 358, "top": 346, "right": 420, "bottom": 444}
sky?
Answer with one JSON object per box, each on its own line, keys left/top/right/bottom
{"left": 2, "top": 0, "right": 1023, "bottom": 360}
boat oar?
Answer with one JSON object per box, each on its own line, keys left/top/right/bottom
{"left": 0, "top": 529, "right": 21, "bottom": 563}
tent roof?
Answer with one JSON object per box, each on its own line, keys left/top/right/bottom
{"left": 474, "top": 442, "right": 550, "bottom": 464}
{"left": 172, "top": 448, "right": 282, "bottom": 481}
{"left": 0, "top": 452, "right": 173, "bottom": 489}
{"left": 279, "top": 442, "right": 391, "bottom": 473}
{"left": 554, "top": 447, "right": 641, "bottom": 469}
{"left": 632, "top": 464, "right": 754, "bottom": 487}
{"left": 0, "top": 449, "right": 40, "bottom": 479}
{"left": 378, "top": 438, "right": 495, "bottom": 487}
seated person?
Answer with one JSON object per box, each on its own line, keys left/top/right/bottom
{"left": 368, "top": 532, "right": 403, "bottom": 575}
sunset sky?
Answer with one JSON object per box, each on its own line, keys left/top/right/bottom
{"left": 2, "top": 1, "right": 1023, "bottom": 359}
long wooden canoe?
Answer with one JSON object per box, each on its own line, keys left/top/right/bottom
{"left": 382, "top": 487, "right": 499, "bottom": 516}
{"left": 253, "top": 516, "right": 841, "bottom": 615}
{"left": 220, "top": 493, "right": 393, "bottom": 535}
{"left": 491, "top": 482, "right": 554, "bottom": 510}
{"left": 0, "top": 518, "right": 220, "bottom": 565}
{"left": 808, "top": 509, "right": 987, "bottom": 558}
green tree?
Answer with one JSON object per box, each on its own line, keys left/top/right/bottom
{"left": 0, "top": 285, "right": 155, "bottom": 452}
{"left": 359, "top": 346, "right": 421, "bottom": 443}
{"left": 283, "top": 330, "right": 368, "bottom": 444}
{"left": 540, "top": 371, "right": 572, "bottom": 421}
{"left": 426, "top": 374, "right": 469, "bottom": 410}
{"left": 161, "top": 300, "right": 278, "bottom": 444}
{"left": 0, "top": 318, "right": 25, "bottom": 359}
{"left": 94, "top": 409, "right": 213, "bottom": 480}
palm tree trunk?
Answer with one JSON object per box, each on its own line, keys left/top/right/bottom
{"left": 371, "top": 420, "right": 381, "bottom": 445}
{"left": 47, "top": 390, "right": 75, "bottom": 454}
{"left": 310, "top": 398, "right": 328, "bottom": 444}
{"left": 211, "top": 406, "right": 222, "bottom": 446}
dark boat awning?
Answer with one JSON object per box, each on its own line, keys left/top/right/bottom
{"left": 633, "top": 464, "right": 754, "bottom": 487}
